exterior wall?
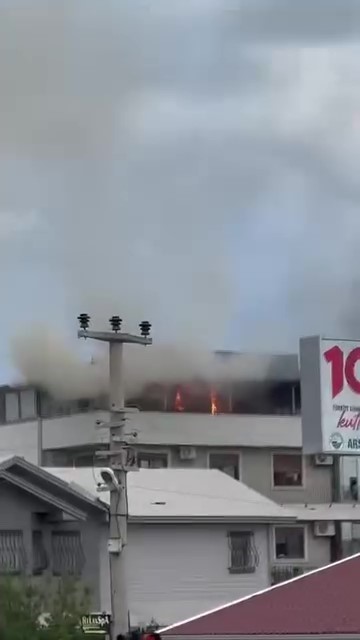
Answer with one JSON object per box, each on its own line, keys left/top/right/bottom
{"left": 241, "top": 448, "right": 333, "bottom": 504}
{"left": 304, "top": 525, "right": 331, "bottom": 567}
{"left": 0, "top": 420, "right": 39, "bottom": 462}
{"left": 0, "top": 483, "right": 102, "bottom": 609}
{"left": 170, "top": 446, "right": 333, "bottom": 505}
{"left": 43, "top": 443, "right": 333, "bottom": 505}
{"left": 0, "top": 482, "right": 333, "bottom": 627}
{"left": 10, "top": 411, "right": 300, "bottom": 452}
{"left": 269, "top": 522, "right": 331, "bottom": 585}
{"left": 100, "top": 522, "right": 271, "bottom": 628}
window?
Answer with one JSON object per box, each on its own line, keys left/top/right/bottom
{"left": 4, "top": 389, "right": 37, "bottom": 422}
{"left": 273, "top": 453, "right": 303, "bottom": 487}
{"left": 209, "top": 453, "right": 240, "bottom": 480}
{"left": 274, "top": 526, "right": 305, "bottom": 560}
{"left": 20, "top": 389, "right": 36, "bottom": 419}
{"left": 5, "top": 393, "right": 20, "bottom": 422}
{"left": 32, "top": 530, "right": 48, "bottom": 575}
{"left": 137, "top": 452, "right": 168, "bottom": 469}
{"left": 228, "top": 531, "right": 259, "bottom": 573}
{"left": 0, "top": 530, "right": 26, "bottom": 574}
{"left": 51, "top": 531, "right": 85, "bottom": 576}
{"left": 350, "top": 477, "right": 358, "bottom": 501}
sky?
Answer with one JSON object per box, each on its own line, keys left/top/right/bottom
{"left": 2, "top": 0, "right": 360, "bottom": 383}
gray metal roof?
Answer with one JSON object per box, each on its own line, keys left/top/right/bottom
{"left": 0, "top": 455, "right": 297, "bottom": 522}
{"left": 48, "top": 467, "right": 297, "bottom": 522}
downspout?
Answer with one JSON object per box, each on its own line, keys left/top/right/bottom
{"left": 36, "top": 390, "right": 43, "bottom": 467}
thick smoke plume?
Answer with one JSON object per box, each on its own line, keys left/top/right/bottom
{"left": 3, "top": 1, "right": 360, "bottom": 395}
{"left": 11, "top": 327, "right": 298, "bottom": 400}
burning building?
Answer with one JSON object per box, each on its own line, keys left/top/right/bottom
{"left": 125, "top": 352, "right": 301, "bottom": 416}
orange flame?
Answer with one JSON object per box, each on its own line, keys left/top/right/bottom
{"left": 175, "top": 388, "right": 184, "bottom": 412}
{"left": 210, "top": 388, "right": 218, "bottom": 415}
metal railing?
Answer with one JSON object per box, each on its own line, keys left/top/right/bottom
{"left": 51, "top": 531, "right": 85, "bottom": 576}
{"left": 0, "top": 530, "right": 26, "bottom": 574}
{"left": 271, "top": 564, "right": 317, "bottom": 585}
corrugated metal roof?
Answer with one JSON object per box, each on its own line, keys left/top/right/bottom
{"left": 161, "top": 554, "right": 360, "bottom": 636}
{"left": 40, "top": 411, "right": 301, "bottom": 449}
{"left": 46, "top": 467, "right": 296, "bottom": 521}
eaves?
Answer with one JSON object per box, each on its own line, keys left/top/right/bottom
{"left": 0, "top": 470, "right": 88, "bottom": 521}
{"left": 128, "top": 515, "right": 297, "bottom": 525}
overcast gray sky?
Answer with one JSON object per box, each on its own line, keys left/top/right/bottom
{"left": 2, "top": 0, "right": 360, "bottom": 380}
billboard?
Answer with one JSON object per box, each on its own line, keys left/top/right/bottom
{"left": 300, "top": 336, "right": 360, "bottom": 454}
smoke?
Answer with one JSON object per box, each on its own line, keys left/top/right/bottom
{"left": 11, "top": 327, "right": 298, "bottom": 400}
{"left": 4, "top": 0, "right": 360, "bottom": 394}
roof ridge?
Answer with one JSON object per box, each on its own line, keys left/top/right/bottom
{"left": 160, "top": 553, "right": 360, "bottom": 634}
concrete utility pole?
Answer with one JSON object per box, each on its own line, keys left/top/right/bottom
{"left": 77, "top": 314, "right": 152, "bottom": 639}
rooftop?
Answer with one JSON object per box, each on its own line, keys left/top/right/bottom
{"left": 47, "top": 466, "right": 296, "bottom": 522}
{"left": 161, "top": 553, "right": 360, "bottom": 637}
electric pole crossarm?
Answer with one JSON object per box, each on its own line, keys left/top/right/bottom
{"left": 78, "top": 329, "right": 152, "bottom": 346}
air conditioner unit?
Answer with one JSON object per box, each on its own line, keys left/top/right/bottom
{"left": 314, "top": 521, "right": 335, "bottom": 537}
{"left": 179, "top": 446, "right": 197, "bottom": 460}
{"left": 314, "top": 454, "right": 333, "bottom": 466}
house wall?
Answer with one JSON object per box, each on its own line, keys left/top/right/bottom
{"left": 169, "top": 447, "right": 333, "bottom": 505}
{"left": 241, "top": 448, "right": 333, "bottom": 504}
{"left": 100, "top": 522, "right": 271, "bottom": 628}
{"left": 43, "top": 444, "right": 333, "bottom": 505}
{"left": 0, "top": 483, "right": 102, "bottom": 609}
{"left": 0, "top": 481, "right": 333, "bottom": 628}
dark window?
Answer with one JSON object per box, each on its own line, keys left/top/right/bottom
{"left": 51, "top": 531, "right": 85, "bottom": 576}
{"left": 39, "top": 394, "right": 97, "bottom": 418}
{"left": 20, "top": 389, "right": 36, "bottom": 419}
{"left": 5, "top": 393, "right": 20, "bottom": 421}
{"left": 269, "top": 382, "right": 299, "bottom": 415}
{"left": 350, "top": 477, "right": 358, "bottom": 501}
{"left": 228, "top": 531, "right": 259, "bottom": 573}
{"left": 209, "top": 453, "right": 240, "bottom": 480}
{"left": 137, "top": 453, "right": 168, "bottom": 469}
{"left": 0, "top": 530, "right": 26, "bottom": 574}
{"left": 273, "top": 454, "right": 303, "bottom": 487}
{"left": 274, "top": 526, "right": 305, "bottom": 560}
{"left": 32, "top": 530, "right": 48, "bottom": 575}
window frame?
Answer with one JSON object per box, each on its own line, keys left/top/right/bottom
{"left": 0, "top": 529, "right": 27, "bottom": 574}
{"left": 272, "top": 525, "right": 307, "bottom": 563}
{"left": 137, "top": 450, "right": 170, "bottom": 469}
{"left": 227, "top": 530, "right": 259, "bottom": 574}
{"left": 271, "top": 451, "right": 305, "bottom": 489}
{"left": 51, "top": 530, "right": 85, "bottom": 577}
{"left": 3, "top": 388, "right": 37, "bottom": 423}
{"left": 207, "top": 450, "right": 242, "bottom": 481}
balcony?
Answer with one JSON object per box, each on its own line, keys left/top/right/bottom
{"left": 271, "top": 565, "right": 317, "bottom": 585}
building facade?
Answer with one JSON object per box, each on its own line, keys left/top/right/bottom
{"left": 0, "top": 357, "right": 360, "bottom": 578}
{"left": 0, "top": 457, "right": 301, "bottom": 626}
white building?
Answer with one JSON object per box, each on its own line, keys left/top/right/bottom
{"left": 0, "top": 358, "right": 360, "bottom": 574}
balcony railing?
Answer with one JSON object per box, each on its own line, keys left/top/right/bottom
{"left": 271, "top": 565, "right": 317, "bottom": 585}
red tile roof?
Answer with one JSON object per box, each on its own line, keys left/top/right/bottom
{"left": 161, "top": 554, "right": 360, "bottom": 636}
